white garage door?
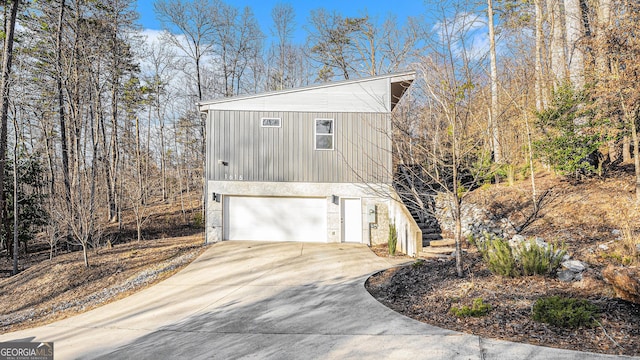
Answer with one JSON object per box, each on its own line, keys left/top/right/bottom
{"left": 224, "top": 196, "right": 328, "bottom": 242}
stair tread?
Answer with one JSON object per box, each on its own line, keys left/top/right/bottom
{"left": 429, "top": 239, "right": 456, "bottom": 247}
{"left": 418, "top": 252, "right": 450, "bottom": 259}
{"left": 422, "top": 234, "right": 443, "bottom": 240}
{"left": 422, "top": 246, "right": 455, "bottom": 254}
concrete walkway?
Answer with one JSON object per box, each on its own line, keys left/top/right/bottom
{"left": 0, "top": 242, "right": 635, "bottom": 359}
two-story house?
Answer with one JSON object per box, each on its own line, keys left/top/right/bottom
{"left": 198, "top": 71, "right": 422, "bottom": 256}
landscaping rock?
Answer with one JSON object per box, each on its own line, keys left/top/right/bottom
{"left": 556, "top": 260, "right": 586, "bottom": 282}
{"left": 509, "top": 235, "right": 525, "bottom": 248}
{"left": 611, "top": 229, "right": 623, "bottom": 241}
{"left": 557, "top": 269, "right": 577, "bottom": 282}
{"left": 561, "top": 260, "right": 586, "bottom": 273}
{"left": 435, "top": 194, "right": 507, "bottom": 243}
{"left": 602, "top": 266, "right": 640, "bottom": 305}
{"left": 599, "top": 244, "right": 609, "bottom": 251}
{"left": 535, "top": 237, "right": 548, "bottom": 249}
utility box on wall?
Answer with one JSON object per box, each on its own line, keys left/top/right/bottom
{"left": 366, "top": 204, "right": 376, "bottom": 223}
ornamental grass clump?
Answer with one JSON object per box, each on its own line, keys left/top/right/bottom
{"left": 388, "top": 222, "right": 398, "bottom": 256}
{"left": 477, "top": 235, "right": 518, "bottom": 277}
{"left": 519, "top": 240, "right": 566, "bottom": 276}
{"left": 477, "top": 235, "right": 566, "bottom": 277}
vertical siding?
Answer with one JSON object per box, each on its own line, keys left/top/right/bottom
{"left": 208, "top": 110, "right": 391, "bottom": 183}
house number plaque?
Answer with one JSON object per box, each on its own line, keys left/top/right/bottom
{"left": 224, "top": 173, "right": 243, "bottom": 181}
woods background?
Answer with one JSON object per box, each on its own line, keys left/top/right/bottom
{"left": 0, "top": 0, "right": 638, "bottom": 271}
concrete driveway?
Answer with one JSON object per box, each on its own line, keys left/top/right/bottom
{"left": 0, "top": 242, "right": 634, "bottom": 359}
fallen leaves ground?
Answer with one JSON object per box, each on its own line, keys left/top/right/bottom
{"left": 367, "top": 168, "right": 640, "bottom": 357}
{"left": 366, "top": 250, "right": 640, "bottom": 356}
{"left": 0, "top": 235, "right": 206, "bottom": 334}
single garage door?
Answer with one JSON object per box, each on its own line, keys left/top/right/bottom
{"left": 224, "top": 196, "right": 328, "bottom": 242}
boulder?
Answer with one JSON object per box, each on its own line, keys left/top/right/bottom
{"left": 556, "top": 260, "right": 586, "bottom": 282}
{"left": 561, "top": 260, "right": 586, "bottom": 273}
{"left": 557, "top": 269, "right": 577, "bottom": 282}
{"left": 509, "top": 235, "right": 525, "bottom": 248}
{"left": 603, "top": 266, "right": 640, "bottom": 304}
{"left": 534, "top": 237, "right": 548, "bottom": 249}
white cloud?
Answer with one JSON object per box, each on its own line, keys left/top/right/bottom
{"left": 432, "top": 12, "right": 490, "bottom": 61}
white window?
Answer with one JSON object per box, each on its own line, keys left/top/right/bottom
{"left": 261, "top": 117, "right": 281, "bottom": 128}
{"left": 315, "top": 119, "right": 334, "bottom": 150}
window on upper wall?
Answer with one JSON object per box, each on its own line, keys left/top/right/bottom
{"left": 315, "top": 119, "right": 334, "bottom": 150}
{"left": 261, "top": 117, "right": 281, "bottom": 128}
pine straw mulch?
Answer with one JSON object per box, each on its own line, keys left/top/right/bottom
{"left": 366, "top": 168, "right": 640, "bottom": 356}
{"left": 366, "top": 249, "right": 640, "bottom": 357}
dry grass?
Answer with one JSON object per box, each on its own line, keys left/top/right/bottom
{"left": 0, "top": 235, "right": 206, "bottom": 334}
{"left": 471, "top": 168, "right": 640, "bottom": 266}
{"left": 0, "top": 194, "right": 207, "bottom": 334}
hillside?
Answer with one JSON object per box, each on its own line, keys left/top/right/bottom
{"left": 0, "top": 197, "right": 207, "bottom": 334}
{"left": 367, "top": 167, "right": 640, "bottom": 356}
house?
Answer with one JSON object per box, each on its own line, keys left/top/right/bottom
{"left": 198, "top": 71, "right": 422, "bottom": 256}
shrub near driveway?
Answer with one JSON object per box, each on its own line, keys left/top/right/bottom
{"left": 532, "top": 296, "right": 599, "bottom": 328}
{"left": 477, "top": 235, "right": 566, "bottom": 277}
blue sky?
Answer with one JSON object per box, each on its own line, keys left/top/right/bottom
{"left": 135, "top": 0, "right": 429, "bottom": 43}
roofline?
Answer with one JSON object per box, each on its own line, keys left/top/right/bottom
{"left": 197, "top": 70, "right": 416, "bottom": 108}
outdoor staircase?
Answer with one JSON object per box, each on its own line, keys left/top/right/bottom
{"left": 393, "top": 165, "right": 444, "bottom": 249}
{"left": 418, "top": 238, "right": 456, "bottom": 259}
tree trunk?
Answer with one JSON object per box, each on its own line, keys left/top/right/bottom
{"left": 623, "top": 136, "right": 631, "bottom": 163}
{"left": 548, "top": 0, "right": 568, "bottom": 87}
{"left": 631, "top": 114, "right": 640, "bottom": 203}
{"left": 146, "top": 102, "right": 152, "bottom": 203}
{"left": 109, "top": 82, "right": 119, "bottom": 223}
{"left": 12, "top": 118, "right": 18, "bottom": 275}
{"left": 488, "top": 0, "right": 501, "bottom": 163}
{"left": 451, "top": 111, "right": 463, "bottom": 278}
{"left": 453, "top": 193, "right": 463, "bottom": 278}
{"left": 595, "top": 0, "right": 612, "bottom": 77}
{"left": 157, "top": 95, "right": 167, "bottom": 201}
{"left": 0, "top": 0, "right": 20, "bottom": 263}
{"left": 56, "top": 0, "right": 68, "bottom": 201}
{"left": 135, "top": 116, "right": 143, "bottom": 205}
{"left": 534, "top": 0, "right": 545, "bottom": 111}
{"left": 565, "top": 0, "right": 585, "bottom": 89}
{"left": 82, "top": 243, "right": 89, "bottom": 267}
{"left": 524, "top": 107, "right": 538, "bottom": 212}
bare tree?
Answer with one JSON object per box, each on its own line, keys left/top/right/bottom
{"left": 487, "top": 0, "right": 502, "bottom": 163}
{"left": 213, "top": 5, "right": 264, "bottom": 97}
{"left": 155, "top": 0, "right": 219, "bottom": 102}
{"left": 270, "top": 2, "right": 296, "bottom": 90}
{"left": 564, "top": 0, "right": 586, "bottom": 89}
{"left": 142, "top": 40, "right": 180, "bottom": 202}
{"left": 0, "top": 0, "right": 21, "bottom": 270}
{"left": 395, "top": 3, "right": 493, "bottom": 277}
{"left": 593, "top": 0, "right": 640, "bottom": 201}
